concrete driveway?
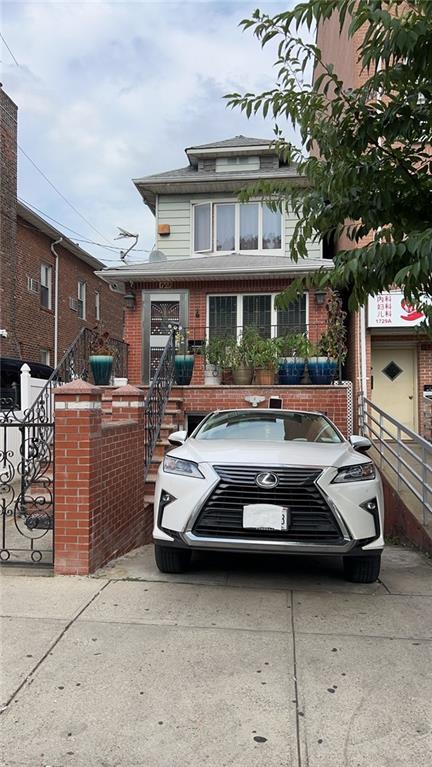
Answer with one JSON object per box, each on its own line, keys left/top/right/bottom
{"left": 1, "top": 545, "right": 431, "bottom": 767}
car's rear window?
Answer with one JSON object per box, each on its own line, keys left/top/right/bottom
{"left": 194, "top": 411, "right": 343, "bottom": 444}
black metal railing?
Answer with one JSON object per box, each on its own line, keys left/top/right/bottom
{"left": 161, "top": 324, "right": 345, "bottom": 384}
{"left": 0, "top": 328, "right": 128, "bottom": 565}
{"left": 144, "top": 331, "right": 176, "bottom": 481}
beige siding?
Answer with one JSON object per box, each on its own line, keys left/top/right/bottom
{"left": 156, "top": 192, "right": 322, "bottom": 260}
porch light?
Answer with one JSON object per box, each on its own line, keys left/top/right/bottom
{"left": 124, "top": 291, "right": 136, "bottom": 310}
{"left": 314, "top": 290, "right": 327, "bottom": 306}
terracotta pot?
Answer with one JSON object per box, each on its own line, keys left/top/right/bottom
{"left": 232, "top": 366, "right": 254, "bottom": 385}
{"left": 221, "top": 368, "right": 233, "bottom": 385}
{"left": 254, "top": 368, "right": 275, "bottom": 385}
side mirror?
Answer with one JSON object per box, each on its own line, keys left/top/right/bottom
{"left": 349, "top": 435, "right": 372, "bottom": 453}
{"left": 168, "top": 430, "right": 187, "bottom": 447}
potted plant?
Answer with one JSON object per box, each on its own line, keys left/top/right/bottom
{"left": 253, "top": 337, "right": 279, "bottom": 385}
{"left": 307, "top": 292, "right": 347, "bottom": 384}
{"left": 277, "top": 333, "right": 310, "bottom": 385}
{"left": 231, "top": 327, "right": 259, "bottom": 385}
{"left": 174, "top": 328, "right": 195, "bottom": 385}
{"left": 202, "top": 336, "right": 225, "bottom": 385}
{"left": 89, "top": 325, "right": 115, "bottom": 385}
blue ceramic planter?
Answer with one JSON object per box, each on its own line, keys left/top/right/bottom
{"left": 175, "top": 354, "right": 194, "bottom": 385}
{"left": 278, "top": 358, "right": 305, "bottom": 385}
{"left": 89, "top": 355, "right": 113, "bottom": 386}
{"left": 307, "top": 357, "right": 337, "bottom": 385}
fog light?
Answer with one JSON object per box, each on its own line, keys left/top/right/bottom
{"left": 361, "top": 499, "right": 378, "bottom": 512}
{"left": 159, "top": 491, "right": 176, "bottom": 510}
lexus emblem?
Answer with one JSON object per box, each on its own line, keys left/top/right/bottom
{"left": 255, "top": 472, "right": 279, "bottom": 489}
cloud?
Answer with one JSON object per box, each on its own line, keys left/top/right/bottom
{"left": 2, "top": 0, "right": 294, "bottom": 265}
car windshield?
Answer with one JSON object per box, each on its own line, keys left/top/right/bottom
{"left": 194, "top": 411, "right": 343, "bottom": 444}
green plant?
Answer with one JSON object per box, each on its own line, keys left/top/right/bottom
{"left": 253, "top": 337, "right": 279, "bottom": 371}
{"left": 231, "top": 327, "right": 262, "bottom": 368}
{"left": 202, "top": 336, "right": 230, "bottom": 367}
{"left": 276, "top": 332, "right": 311, "bottom": 359}
{"left": 226, "top": 0, "right": 432, "bottom": 330}
{"left": 317, "top": 292, "right": 347, "bottom": 362}
{"left": 90, "top": 324, "right": 115, "bottom": 356}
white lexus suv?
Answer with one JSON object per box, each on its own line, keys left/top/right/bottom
{"left": 153, "top": 409, "right": 384, "bottom": 583}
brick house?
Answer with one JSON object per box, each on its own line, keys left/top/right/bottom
{"left": 0, "top": 86, "right": 123, "bottom": 367}
{"left": 98, "top": 135, "right": 353, "bottom": 436}
{"left": 316, "top": 16, "right": 432, "bottom": 435}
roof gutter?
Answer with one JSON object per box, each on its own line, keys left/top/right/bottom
{"left": 51, "top": 237, "right": 63, "bottom": 367}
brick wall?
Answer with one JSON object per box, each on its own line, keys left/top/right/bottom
{"left": 163, "top": 384, "right": 352, "bottom": 437}
{"left": 0, "top": 86, "right": 19, "bottom": 357}
{"left": 15, "top": 218, "right": 124, "bottom": 364}
{"left": 54, "top": 381, "right": 146, "bottom": 575}
{"left": 124, "top": 280, "right": 328, "bottom": 385}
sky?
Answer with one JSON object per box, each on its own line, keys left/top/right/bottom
{"left": 1, "top": 0, "right": 296, "bottom": 266}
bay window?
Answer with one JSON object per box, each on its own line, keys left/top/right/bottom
{"left": 193, "top": 201, "right": 282, "bottom": 253}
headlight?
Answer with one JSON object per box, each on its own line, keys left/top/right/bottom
{"left": 163, "top": 455, "right": 204, "bottom": 479}
{"left": 332, "top": 462, "right": 375, "bottom": 483}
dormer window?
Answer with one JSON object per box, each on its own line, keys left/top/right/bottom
{"left": 192, "top": 201, "right": 282, "bottom": 254}
{"left": 215, "top": 156, "right": 260, "bottom": 172}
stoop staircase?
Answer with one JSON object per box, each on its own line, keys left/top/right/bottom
{"left": 143, "top": 394, "right": 184, "bottom": 519}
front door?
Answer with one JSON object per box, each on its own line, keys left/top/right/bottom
{"left": 142, "top": 291, "right": 188, "bottom": 383}
{"left": 371, "top": 346, "right": 417, "bottom": 433}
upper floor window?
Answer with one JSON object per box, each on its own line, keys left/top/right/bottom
{"left": 215, "top": 156, "right": 260, "bottom": 172}
{"left": 193, "top": 201, "right": 282, "bottom": 254}
{"left": 40, "top": 264, "right": 52, "bottom": 310}
{"left": 77, "top": 280, "right": 86, "bottom": 320}
{"left": 95, "top": 291, "right": 100, "bottom": 321}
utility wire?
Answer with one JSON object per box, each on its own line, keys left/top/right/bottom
{"left": 0, "top": 33, "right": 19, "bottom": 67}
{"left": 19, "top": 198, "right": 151, "bottom": 254}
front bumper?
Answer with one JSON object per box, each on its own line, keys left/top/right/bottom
{"left": 153, "top": 462, "right": 385, "bottom": 555}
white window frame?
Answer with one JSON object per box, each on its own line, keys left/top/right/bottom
{"left": 206, "top": 292, "right": 309, "bottom": 341}
{"left": 193, "top": 202, "right": 212, "bottom": 253}
{"left": 95, "top": 290, "right": 100, "bottom": 321}
{"left": 192, "top": 199, "right": 283, "bottom": 255}
{"left": 40, "top": 264, "right": 52, "bottom": 309}
{"left": 40, "top": 349, "right": 50, "bottom": 366}
{"left": 77, "top": 280, "right": 86, "bottom": 320}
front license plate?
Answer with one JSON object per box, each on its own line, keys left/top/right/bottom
{"left": 243, "top": 504, "right": 290, "bottom": 531}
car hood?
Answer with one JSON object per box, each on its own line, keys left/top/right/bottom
{"left": 171, "top": 439, "right": 368, "bottom": 469}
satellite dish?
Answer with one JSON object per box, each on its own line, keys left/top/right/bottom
{"left": 149, "top": 249, "right": 167, "bottom": 263}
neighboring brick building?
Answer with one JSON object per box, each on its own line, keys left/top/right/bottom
{"left": 316, "top": 14, "right": 432, "bottom": 435}
{"left": 0, "top": 85, "right": 123, "bottom": 367}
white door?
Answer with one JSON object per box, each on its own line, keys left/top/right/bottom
{"left": 371, "top": 346, "right": 416, "bottom": 433}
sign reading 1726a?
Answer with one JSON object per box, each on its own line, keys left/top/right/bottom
{"left": 368, "top": 292, "right": 431, "bottom": 328}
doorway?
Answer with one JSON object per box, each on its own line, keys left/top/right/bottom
{"left": 142, "top": 290, "right": 188, "bottom": 383}
{"left": 371, "top": 345, "right": 417, "bottom": 433}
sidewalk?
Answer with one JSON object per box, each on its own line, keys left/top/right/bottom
{"left": 1, "top": 545, "right": 432, "bottom": 767}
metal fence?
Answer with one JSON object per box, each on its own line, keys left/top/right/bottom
{"left": 359, "top": 395, "right": 432, "bottom": 523}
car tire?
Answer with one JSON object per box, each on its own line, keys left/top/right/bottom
{"left": 154, "top": 544, "right": 192, "bottom": 574}
{"left": 343, "top": 554, "right": 381, "bottom": 583}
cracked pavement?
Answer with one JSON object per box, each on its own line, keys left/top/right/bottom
{"left": 1, "top": 545, "right": 431, "bottom": 767}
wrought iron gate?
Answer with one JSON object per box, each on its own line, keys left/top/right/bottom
{"left": 0, "top": 395, "right": 54, "bottom": 566}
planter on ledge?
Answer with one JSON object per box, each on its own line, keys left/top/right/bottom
{"left": 174, "top": 354, "right": 194, "bottom": 385}
{"left": 278, "top": 357, "right": 305, "bottom": 385}
{"left": 89, "top": 355, "right": 113, "bottom": 386}
{"left": 232, "top": 366, "right": 254, "bottom": 385}
{"left": 254, "top": 368, "right": 276, "bottom": 386}
{"left": 307, "top": 357, "right": 338, "bottom": 385}
{"left": 204, "top": 363, "right": 222, "bottom": 386}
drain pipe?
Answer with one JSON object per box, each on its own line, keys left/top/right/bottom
{"left": 51, "top": 237, "right": 63, "bottom": 368}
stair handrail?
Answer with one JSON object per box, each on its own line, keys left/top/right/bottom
{"left": 144, "top": 330, "right": 176, "bottom": 481}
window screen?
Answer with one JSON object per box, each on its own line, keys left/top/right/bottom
{"left": 243, "top": 295, "right": 271, "bottom": 337}
{"left": 277, "top": 295, "right": 307, "bottom": 334}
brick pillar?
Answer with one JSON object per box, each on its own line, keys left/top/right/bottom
{"left": 123, "top": 291, "right": 142, "bottom": 385}
{"left": 191, "top": 353, "right": 205, "bottom": 385}
{"left": 54, "top": 379, "right": 102, "bottom": 575}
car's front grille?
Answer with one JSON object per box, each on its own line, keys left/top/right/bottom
{"left": 192, "top": 464, "right": 343, "bottom": 543}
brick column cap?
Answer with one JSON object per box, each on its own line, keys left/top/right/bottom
{"left": 54, "top": 379, "right": 100, "bottom": 397}
{"left": 113, "top": 384, "right": 144, "bottom": 397}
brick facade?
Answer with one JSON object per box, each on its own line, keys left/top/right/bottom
{"left": 124, "top": 279, "right": 328, "bottom": 385}
{"left": 0, "top": 86, "right": 19, "bottom": 357}
{"left": 0, "top": 86, "right": 123, "bottom": 366}
{"left": 15, "top": 217, "right": 124, "bottom": 364}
